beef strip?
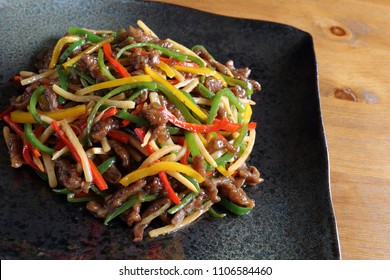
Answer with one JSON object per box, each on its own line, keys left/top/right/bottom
{"left": 6, "top": 133, "right": 23, "bottom": 168}
{"left": 230, "top": 85, "right": 247, "bottom": 98}
{"left": 86, "top": 200, "right": 108, "bottom": 219}
{"left": 141, "top": 102, "right": 169, "bottom": 126}
{"left": 202, "top": 175, "right": 255, "bottom": 207}
{"left": 225, "top": 60, "right": 261, "bottom": 91}
{"left": 108, "top": 139, "right": 132, "bottom": 168}
{"left": 105, "top": 178, "right": 147, "bottom": 211}
{"left": 54, "top": 159, "right": 84, "bottom": 191}
{"left": 122, "top": 202, "right": 142, "bottom": 227}
{"left": 128, "top": 26, "right": 159, "bottom": 43}
{"left": 78, "top": 54, "right": 107, "bottom": 83}
{"left": 204, "top": 77, "right": 223, "bottom": 94}
{"left": 219, "top": 180, "right": 255, "bottom": 208}
{"left": 43, "top": 84, "right": 58, "bottom": 111}
{"left": 171, "top": 190, "right": 205, "bottom": 225}
{"left": 132, "top": 197, "right": 171, "bottom": 243}
{"left": 35, "top": 48, "right": 53, "bottom": 70}
{"left": 236, "top": 164, "right": 263, "bottom": 186}
{"left": 191, "top": 155, "right": 207, "bottom": 178}
{"left": 10, "top": 83, "right": 38, "bottom": 110}
{"left": 103, "top": 164, "right": 122, "bottom": 184}
{"left": 151, "top": 124, "right": 170, "bottom": 144}
{"left": 91, "top": 117, "right": 121, "bottom": 141}
{"left": 128, "top": 48, "right": 160, "bottom": 72}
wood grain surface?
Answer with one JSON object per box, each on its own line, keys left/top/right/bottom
{"left": 155, "top": 0, "right": 390, "bottom": 260}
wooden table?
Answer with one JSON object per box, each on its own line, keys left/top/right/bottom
{"left": 156, "top": 0, "right": 390, "bottom": 260}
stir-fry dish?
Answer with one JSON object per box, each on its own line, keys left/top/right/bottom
{"left": 1, "top": 21, "right": 263, "bottom": 242}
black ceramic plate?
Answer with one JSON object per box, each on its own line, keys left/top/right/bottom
{"left": 0, "top": 0, "right": 340, "bottom": 259}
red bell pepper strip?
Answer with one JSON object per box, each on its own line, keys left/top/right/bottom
{"left": 52, "top": 120, "right": 108, "bottom": 191}
{"left": 88, "top": 157, "right": 108, "bottom": 191}
{"left": 133, "top": 127, "right": 181, "bottom": 204}
{"left": 158, "top": 171, "right": 181, "bottom": 204}
{"left": 160, "top": 107, "right": 256, "bottom": 133}
{"left": 51, "top": 120, "right": 81, "bottom": 162}
{"left": 180, "top": 143, "right": 191, "bottom": 165}
{"left": 100, "top": 107, "right": 118, "bottom": 120}
{"left": 107, "top": 130, "right": 131, "bottom": 144}
{"left": 102, "top": 43, "right": 131, "bottom": 78}
{"left": 22, "top": 142, "right": 41, "bottom": 171}
{"left": 3, "top": 114, "right": 24, "bottom": 138}
{"left": 133, "top": 127, "right": 154, "bottom": 155}
{"left": 175, "top": 61, "right": 200, "bottom": 68}
{"left": 0, "top": 106, "right": 14, "bottom": 121}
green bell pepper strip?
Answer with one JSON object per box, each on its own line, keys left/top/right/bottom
{"left": 97, "top": 48, "right": 116, "bottom": 81}
{"left": 218, "top": 198, "right": 253, "bottom": 216}
{"left": 97, "top": 156, "right": 116, "bottom": 174}
{"left": 207, "top": 88, "right": 246, "bottom": 124}
{"left": 67, "top": 193, "right": 101, "bottom": 203}
{"left": 53, "top": 188, "right": 73, "bottom": 194}
{"left": 167, "top": 192, "right": 198, "bottom": 215}
{"left": 127, "top": 88, "right": 148, "bottom": 101}
{"left": 208, "top": 206, "right": 226, "bottom": 218}
{"left": 58, "top": 39, "right": 86, "bottom": 64}
{"left": 115, "top": 42, "right": 205, "bottom": 67}
{"left": 29, "top": 85, "right": 46, "bottom": 126}
{"left": 156, "top": 83, "right": 200, "bottom": 124}
{"left": 197, "top": 83, "right": 215, "bottom": 99}
{"left": 166, "top": 126, "right": 180, "bottom": 135}
{"left": 72, "top": 67, "right": 96, "bottom": 85}
{"left": 233, "top": 123, "right": 248, "bottom": 148}
{"left": 104, "top": 193, "right": 158, "bottom": 225}
{"left": 90, "top": 184, "right": 109, "bottom": 197}
{"left": 116, "top": 109, "right": 150, "bottom": 127}
{"left": 214, "top": 151, "right": 235, "bottom": 167}
{"left": 68, "top": 27, "right": 103, "bottom": 43}
{"left": 57, "top": 65, "right": 69, "bottom": 91}
{"left": 35, "top": 170, "right": 48, "bottom": 181}
{"left": 86, "top": 81, "right": 157, "bottom": 144}
{"left": 183, "top": 174, "right": 201, "bottom": 192}
{"left": 219, "top": 73, "right": 254, "bottom": 96}
{"left": 24, "top": 123, "right": 55, "bottom": 154}
{"left": 184, "top": 132, "right": 201, "bottom": 157}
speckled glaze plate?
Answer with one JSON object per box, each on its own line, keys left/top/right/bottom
{"left": 0, "top": 0, "right": 340, "bottom": 259}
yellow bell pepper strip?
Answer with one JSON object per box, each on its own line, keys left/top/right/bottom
{"left": 48, "top": 35, "right": 81, "bottom": 69}
{"left": 75, "top": 75, "right": 152, "bottom": 95}
{"left": 10, "top": 104, "right": 86, "bottom": 124}
{"left": 160, "top": 106, "right": 256, "bottom": 133}
{"left": 62, "top": 36, "right": 113, "bottom": 69}
{"left": 119, "top": 162, "right": 205, "bottom": 187}
{"left": 173, "top": 65, "right": 227, "bottom": 87}
{"left": 133, "top": 127, "right": 181, "bottom": 204}
{"left": 157, "top": 61, "right": 175, "bottom": 78}
{"left": 243, "top": 103, "right": 252, "bottom": 124}
{"left": 102, "top": 42, "right": 131, "bottom": 78}
{"left": 144, "top": 65, "right": 207, "bottom": 121}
